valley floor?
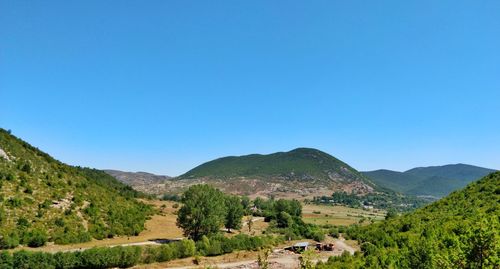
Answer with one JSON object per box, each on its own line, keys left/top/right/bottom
{"left": 133, "top": 238, "right": 358, "bottom": 269}
{"left": 11, "top": 200, "right": 378, "bottom": 254}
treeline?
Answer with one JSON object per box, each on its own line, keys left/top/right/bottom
{"left": 316, "top": 172, "right": 500, "bottom": 268}
{"left": 313, "top": 191, "right": 430, "bottom": 212}
{"left": 0, "top": 234, "right": 281, "bottom": 269}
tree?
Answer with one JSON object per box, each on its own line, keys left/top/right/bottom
{"left": 248, "top": 217, "right": 253, "bottom": 233}
{"left": 385, "top": 209, "right": 397, "bottom": 220}
{"left": 277, "top": 212, "right": 293, "bottom": 228}
{"left": 224, "top": 195, "right": 244, "bottom": 232}
{"left": 257, "top": 248, "right": 271, "bottom": 269}
{"left": 176, "top": 185, "right": 226, "bottom": 240}
{"left": 464, "top": 218, "right": 499, "bottom": 268}
{"left": 241, "top": 196, "right": 251, "bottom": 213}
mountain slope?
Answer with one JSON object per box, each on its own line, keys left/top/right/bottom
{"left": 361, "top": 169, "right": 423, "bottom": 193}
{"left": 105, "top": 170, "right": 171, "bottom": 186}
{"left": 180, "top": 148, "right": 369, "bottom": 183}
{"left": 320, "top": 172, "right": 500, "bottom": 268}
{"left": 0, "top": 128, "right": 152, "bottom": 249}
{"left": 176, "top": 148, "right": 376, "bottom": 196}
{"left": 362, "top": 164, "right": 496, "bottom": 197}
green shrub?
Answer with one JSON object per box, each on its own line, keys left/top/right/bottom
{"left": 13, "top": 250, "right": 55, "bottom": 269}
{"left": 176, "top": 239, "right": 196, "bottom": 258}
{"left": 0, "top": 251, "right": 13, "bottom": 269}
{"left": 53, "top": 252, "right": 81, "bottom": 269}
{"left": 0, "top": 232, "right": 19, "bottom": 249}
{"left": 25, "top": 228, "right": 48, "bottom": 247}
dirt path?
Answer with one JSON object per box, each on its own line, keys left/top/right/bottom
{"left": 334, "top": 239, "right": 356, "bottom": 255}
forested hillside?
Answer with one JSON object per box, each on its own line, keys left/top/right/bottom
{"left": 318, "top": 172, "right": 500, "bottom": 268}
{"left": 0, "top": 129, "right": 152, "bottom": 249}
{"left": 179, "top": 148, "right": 370, "bottom": 183}
{"left": 363, "top": 164, "right": 496, "bottom": 197}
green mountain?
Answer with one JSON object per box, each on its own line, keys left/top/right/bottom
{"left": 174, "top": 148, "right": 378, "bottom": 197}
{"left": 363, "top": 164, "right": 496, "bottom": 197}
{"left": 179, "top": 147, "right": 372, "bottom": 184}
{"left": 0, "top": 129, "right": 152, "bottom": 249}
{"left": 320, "top": 172, "right": 500, "bottom": 268}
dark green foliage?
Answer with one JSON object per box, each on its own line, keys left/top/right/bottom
{"left": 177, "top": 184, "right": 227, "bottom": 240}
{"left": 77, "top": 168, "right": 147, "bottom": 199}
{"left": 178, "top": 148, "right": 374, "bottom": 187}
{"left": 314, "top": 191, "right": 430, "bottom": 212}
{"left": 224, "top": 195, "right": 244, "bottom": 232}
{"left": 253, "top": 198, "right": 325, "bottom": 241}
{"left": 13, "top": 251, "right": 55, "bottom": 269}
{"left": 385, "top": 209, "right": 397, "bottom": 220}
{"left": 319, "top": 172, "right": 500, "bottom": 268}
{"left": 161, "top": 193, "right": 180, "bottom": 201}
{"left": 0, "top": 206, "right": 5, "bottom": 224}
{"left": 241, "top": 196, "right": 251, "bottom": 213}
{"left": 277, "top": 212, "right": 293, "bottom": 228}
{"left": 78, "top": 246, "right": 142, "bottom": 268}
{"left": 0, "top": 251, "right": 13, "bottom": 269}
{"left": 24, "top": 228, "right": 48, "bottom": 247}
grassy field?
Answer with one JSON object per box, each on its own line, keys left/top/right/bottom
{"left": 302, "top": 203, "right": 386, "bottom": 226}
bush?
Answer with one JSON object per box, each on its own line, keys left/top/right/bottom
{"left": 78, "top": 246, "right": 141, "bottom": 268}
{"left": 176, "top": 239, "right": 196, "bottom": 258}
{"left": 13, "top": 250, "right": 55, "bottom": 269}
{"left": 0, "top": 232, "right": 19, "bottom": 249}
{"left": 53, "top": 252, "right": 81, "bottom": 269}
{"left": 25, "top": 228, "right": 48, "bottom": 247}
{"left": 0, "top": 251, "right": 13, "bottom": 269}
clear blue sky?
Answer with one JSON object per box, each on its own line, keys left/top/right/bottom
{"left": 1, "top": 1, "right": 499, "bottom": 176}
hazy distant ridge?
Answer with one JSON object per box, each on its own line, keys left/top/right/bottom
{"left": 105, "top": 170, "right": 171, "bottom": 186}
{"left": 363, "top": 163, "right": 496, "bottom": 197}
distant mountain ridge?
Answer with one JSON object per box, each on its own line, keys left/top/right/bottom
{"left": 363, "top": 163, "right": 496, "bottom": 197}
{"left": 105, "top": 170, "right": 171, "bottom": 186}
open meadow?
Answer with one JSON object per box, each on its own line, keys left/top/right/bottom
{"left": 302, "top": 203, "right": 386, "bottom": 226}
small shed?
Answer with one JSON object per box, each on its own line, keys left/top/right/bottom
{"left": 292, "top": 242, "right": 310, "bottom": 252}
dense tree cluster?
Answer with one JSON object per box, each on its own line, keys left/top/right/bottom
{"left": 313, "top": 191, "right": 430, "bottom": 212}
{"left": 253, "top": 197, "right": 325, "bottom": 241}
{"left": 177, "top": 185, "right": 246, "bottom": 240}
